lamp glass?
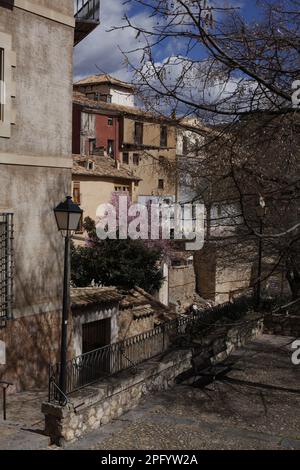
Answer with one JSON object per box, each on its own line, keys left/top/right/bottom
{"left": 68, "top": 212, "right": 82, "bottom": 231}
{"left": 55, "top": 211, "right": 69, "bottom": 231}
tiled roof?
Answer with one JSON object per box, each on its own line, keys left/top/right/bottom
{"left": 119, "top": 287, "right": 177, "bottom": 322}
{"left": 132, "top": 305, "right": 155, "bottom": 319}
{"left": 70, "top": 286, "right": 177, "bottom": 322}
{"left": 74, "top": 74, "right": 135, "bottom": 91}
{"left": 73, "top": 155, "right": 141, "bottom": 182}
{"left": 71, "top": 287, "right": 122, "bottom": 308}
{"left": 73, "top": 91, "right": 166, "bottom": 120}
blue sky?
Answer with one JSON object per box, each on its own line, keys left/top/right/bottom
{"left": 73, "top": 0, "right": 263, "bottom": 81}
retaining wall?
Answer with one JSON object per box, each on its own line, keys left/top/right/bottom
{"left": 42, "top": 314, "right": 264, "bottom": 446}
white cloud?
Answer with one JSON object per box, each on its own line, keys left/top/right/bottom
{"left": 74, "top": 0, "right": 155, "bottom": 81}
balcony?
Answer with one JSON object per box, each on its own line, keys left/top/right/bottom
{"left": 74, "top": 0, "right": 100, "bottom": 46}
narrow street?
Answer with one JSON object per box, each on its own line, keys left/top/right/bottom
{"left": 0, "top": 336, "right": 299, "bottom": 451}
{"left": 67, "top": 335, "right": 300, "bottom": 451}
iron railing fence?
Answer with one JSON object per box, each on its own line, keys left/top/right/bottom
{"left": 48, "top": 314, "right": 198, "bottom": 402}
{"left": 0, "top": 213, "right": 13, "bottom": 321}
{"left": 74, "top": 0, "right": 100, "bottom": 21}
{"left": 48, "top": 296, "right": 256, "bottom": 402}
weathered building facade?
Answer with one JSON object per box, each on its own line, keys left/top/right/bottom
{"left": 72, "top": 79, "right": 177, "bottom": 207}
{"left": 0, "top": 0, "right": 99, "bottom": 390}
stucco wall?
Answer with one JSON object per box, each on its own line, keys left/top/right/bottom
{"left": 0, "top": 3, "right": 74, "bottom": 390}
{"left": 0, "top": 7, "right": 73, "bottom": 157}
{"left": 123, "top": 118, "right": 176, "bottom": 149}
{"left": 0, "top": 165, "right": 70, "bottom": 316}
{"left": 25, "top": 0, "right": 74, "bottom": 17}
{"left": 0, "top": 307, "right": 74, "bottom": 391}
{"left": 72, "top": 177, "right": 137, "bottom": 223}
{"left": 110, "top": 88, "right": 134, "bottom": 107}
{"left": 122, "top": 149, "right": 176, "bottom": 198}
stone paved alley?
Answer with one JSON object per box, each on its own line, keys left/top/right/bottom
{"left": 0, "top": 335, "right": 299, "bottom": 450}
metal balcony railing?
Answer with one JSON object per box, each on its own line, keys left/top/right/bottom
{"left": 74, "top": 0, "right": 100, "bottom": 46}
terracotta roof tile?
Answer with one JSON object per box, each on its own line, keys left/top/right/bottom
{"left": 74, "top": 74, "right": 135, "bottom": 91}
{"left": 72, "top": 155, "right": 141, "bottom": 182}
{"left": 71, "top": 287, "right": 122, "bottom": 308}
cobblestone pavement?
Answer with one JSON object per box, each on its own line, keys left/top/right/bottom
{"left": 67, "top": 335, "right": 300, "bottom": 451}
{"left": 0, "top": 335, "right": 299, "bottom": 450}
{"left": 0, "top": 391, "right": 49, "bottom": 450}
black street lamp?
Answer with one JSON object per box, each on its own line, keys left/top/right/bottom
{"left": 255, "top": 196, "right": 266, "bottom": 309}
{"left": 54, "top": 196, "right": 83, "bottom": 403}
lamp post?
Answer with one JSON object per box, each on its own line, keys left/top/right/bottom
{"left": 54, "top": 196, "right": 83, "bottom": 403}
{"left": 255, "top": 196, "right": 266, "bottom": 309}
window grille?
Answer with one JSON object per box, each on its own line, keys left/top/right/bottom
{"left": 0, "top": 213, "right": 13, "bottom": 320}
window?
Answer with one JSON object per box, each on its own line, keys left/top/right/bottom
{"left": 107, "top": 140, "right": 114, "bottom": 157}
{"left": 73, "top": 182, "right": 81, "bottom": 205}
{"left": 84, "top": 160, "right": 95, "bottom": 170}
{"left": 160, "top": 125, "right": 168, "bottom": 147}
{"left": 159, "top": 156, "right": 165, "bottom": 165}
{"left": 133, "top": 153, "right": 140, "bottom": 165}
{"left": 0, "top": 32, "right": 15, "bottom": 138}
{"left": 0, "top": 213, "right": 13, "bottom": 321}
{"left": 107, "top": 95, "right": 112, "bottom": 103}
{"left": 108, "top": 117, "right": 113, "bottom": 126}
{"left": 114, "top": 185, "right": 130, "bottom": 192}
{"left": 158, "top": 179, "right": 164, "bottom": 190}
{"left": 123, "top": 152, "right": 129, "bottom": 164}
{"left": 89, "top": 139, "right": 96, "bottom": 155}
{"left": 134, "top": 122, "right": 143, "bottom": 145}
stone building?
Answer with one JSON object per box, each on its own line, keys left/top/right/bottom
{"left": 0, "top": 0, "right": 100, "bottom": 390}
{"left": 70, "top": 286, "right": 176, "bottom": 358}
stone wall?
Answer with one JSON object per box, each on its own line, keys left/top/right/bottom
{"left": 169, "top": 265, "right": 196, "bottom": 312}
{"left": 117, "top": 308, "right": 155, "bottom": 341}
{"left": 264, "top": 314, "right": 300, "bottom": 337}
{"left": 42, "top": 349, "right": 192, "bottom": 446}
{"left": 42, "top": 314, "right": 263, "bottom": 446}
{"left": 192, "top": 314, "right": 264, "bottom": 369}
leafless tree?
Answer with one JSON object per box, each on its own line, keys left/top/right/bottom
{"left": 112, "top": 0, "right": 300, "bottom": 300}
